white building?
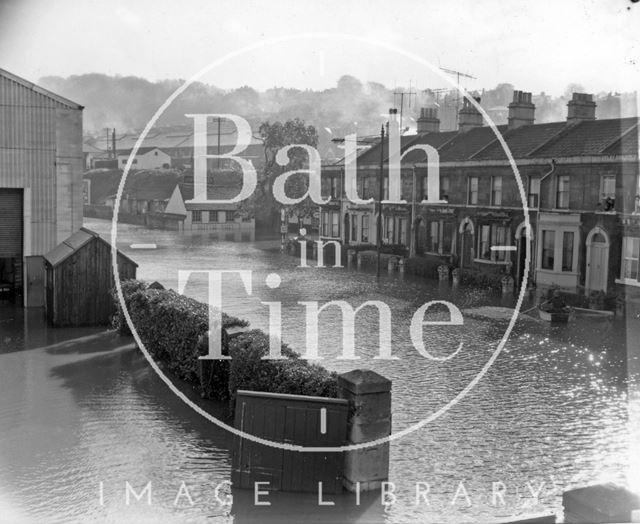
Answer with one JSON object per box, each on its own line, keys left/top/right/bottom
{"left": 117, "top": 147, "right": 171, "bottom": 170}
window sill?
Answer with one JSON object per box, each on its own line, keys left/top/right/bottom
{"left": 473, "top": 258, "right": 509, "bottom": 265}
{"left": 537, "top": 269, "right": 579, "bottom": 276}
{"left": 615, "top": 278, "right": 640, "bottom": 287}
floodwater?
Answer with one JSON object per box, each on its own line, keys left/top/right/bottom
{"left": 0, "top": 217, "right": 638, "bottom": 523}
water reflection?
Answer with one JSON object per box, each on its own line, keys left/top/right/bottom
{"left": 0, "top": 218, "right": 634, "bottom": 522}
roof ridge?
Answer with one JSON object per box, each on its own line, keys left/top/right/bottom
{"left": 0, "top": 68, "right": 84, "bottom": 110}
{"left": 525, "top": 121, "right": 575, "bottom": 157}
{"left": 599, "top": 121, "right": 639, "bottom": 154}
{"left": 468, "top": 127, "right": 511, "bottom": 159}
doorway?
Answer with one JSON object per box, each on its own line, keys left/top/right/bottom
{"left": 586, "top": 228, "right": 609, "bottom": 292}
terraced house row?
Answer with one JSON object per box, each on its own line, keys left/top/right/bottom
{"left": 319, "top": 91, "right": 640, "bottom": 295}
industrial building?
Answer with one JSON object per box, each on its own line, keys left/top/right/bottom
{"left": 0, "top": 69, "right": 84, "bottom": 306}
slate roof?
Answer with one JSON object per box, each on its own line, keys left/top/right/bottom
{"left": 437, "top": 126, "right": 508, "bottom": 162}
{"left": 602, "top": 124, "right": 639, "bottom": 156}
{"left": 472, "top": 122, "right": 567, "bottom": 161}
{"left": 332, "top": 117, "right": 639, "bottom": 167}
{"left": 529, "top": 117, "right": 638, "bottom": 158}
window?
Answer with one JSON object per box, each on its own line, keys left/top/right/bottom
{"left": 542, "top": 230, "right": 555, "bottom": 270}
{"left": 422, "top": 175, "right": 429, "bottom": 200}
{"left": 477, "top": 224, "right": 507, "bottom": 261}
{"left": 440, "top": 176, "right": 450, "bottom": 201}
{"left": 468, "top": 176, "right": 478, "bottom": 205}
{"left": 322, "top": 212, "right": 329, "bottom": 236}
{"left": 331, "top": 211, "right": 340, "bottom": 237}
{"left": 192, "top": 210, "right": 202, "bottom": 223}
{"left": 210, "top": 211, "right": 219, "bottom": 222}
{"left": 479, "top": 225, "right": 491, "bottom": 260}
{"left": 621, "top": 237, "right": 640, "bottom": 281}
{"left": 562, "top": 232, "right": 574, "bottom": 271}
{"left": 351, "top": 216, "right": 358, "bottom": 242}
{"left": 428, "top": 221, "right": 440, "bottom": 252}
{"left": 427, "top": 220, "right": 454, "bottom": 254}
{"left": 358, "top": 176, "right": 367, "bottom": 200}
{"left": 383, "top": 177, "right": 389, "bottom": 200}
{"left": 556, "top": 175, "right": 570, "bottom": 209}
{"left": 398, "top": 218, "right": 407, "bottom": 246}
{"left": 384, "top": 216, "right": 394, "bottom": 243}
{"left": 600, "top": 174, "right": 615, "bottom": 211}
{"left": 330, "top": 176, "right": 340, "bottom": 198}
{"left": 493, "top": 225, "right": 507, "bottom": 261}
{"left": 361, "top": 215, "right": 369, "bottom": 242}
{"left": 528, "top": 176, "right": 540, "bottom": 208}
{"left": 491, "top": 176, "right": 502, "bottom": 206}
{"left": 442, "top": 222, "right": 453, "bottom": 254}
{"left": 600, "top": 175, "right": 615, "bottom": 199}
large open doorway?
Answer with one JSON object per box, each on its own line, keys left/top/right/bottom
{"left": 0, "top": 189, "right": 23, "bottom": 303}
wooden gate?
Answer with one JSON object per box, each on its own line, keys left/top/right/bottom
{"left": 232, "top": 390, "right": 349, "bottom": 494}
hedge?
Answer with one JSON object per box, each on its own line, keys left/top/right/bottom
{"left": 404, "top": 257, "right": 443, "bottom": 279}
{"left": 228, "top": 330, "right": 339, "bottom": 406}
{"left": 457, "top": 268, "right": 504, "bottom": 291}
{"left": 112, "top": 279, "right": 338, "bottom": 405}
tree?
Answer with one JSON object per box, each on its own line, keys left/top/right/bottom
{"left": 242, "top": 118, "right": 319, "bottom": 234}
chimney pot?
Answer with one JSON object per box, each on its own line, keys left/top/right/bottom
{"left": 458, "top": 96, "right": 483, "bottom": 132}
{"left": 567, "top": 92, "right": 596, "bottom": 124}
{"left": 508, "top": 89, "right": 535, "bottom": 130}
{"left": 417, "top": 106, "right": 440, "bottom": 133}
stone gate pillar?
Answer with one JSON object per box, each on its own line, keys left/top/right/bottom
{"left": 337, "top": 369, "right": 392, "bottom": 492}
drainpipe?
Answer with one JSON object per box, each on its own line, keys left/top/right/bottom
{"left": 533, "top": 159, "right": 556, "bottom": 287}
{"left": 409, "top": 166, "right": 417, "bottom": 258}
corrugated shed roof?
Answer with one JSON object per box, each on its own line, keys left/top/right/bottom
{"left": 530, "top": 117, "right": 639, "bottom": 158}
{"left": 44, "top": 228, "right": 137, "bottom": 268}
{"left": 472, "top": 122, "right": 567, "bottom": 160}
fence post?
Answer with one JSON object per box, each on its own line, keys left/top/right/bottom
{"left": 337, "top": 369, "right": 392, "bottom": 492}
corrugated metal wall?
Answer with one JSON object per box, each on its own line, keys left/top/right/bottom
{"left": 0, "top": 72, "right": 83, "bottom": 256}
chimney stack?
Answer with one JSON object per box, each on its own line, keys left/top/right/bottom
{"left": 417, "top": 107, "right": 440, "bottom": 133}
{"left": 458, "top": 96, "right": 483, "bottom": 133}
{"left": 567, "top": 93, "right": 596, "bottom": 124}
{"left": 508, "top": 90, "right": 535, "bottom": 130}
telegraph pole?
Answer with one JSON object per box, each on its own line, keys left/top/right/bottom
{"left": 376, "top": 124, "right": 385, "bottom": 279}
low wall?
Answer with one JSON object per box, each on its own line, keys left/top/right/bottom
{"left": 83, "top": 204, "right": 183, "bottom": 230}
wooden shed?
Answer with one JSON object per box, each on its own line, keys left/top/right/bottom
{"left": 44, "top": 227, "right": 137, "bottom": 326}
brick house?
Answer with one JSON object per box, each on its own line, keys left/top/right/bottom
{"left": 320, "top": 91, "right": 639, "bottom": 295}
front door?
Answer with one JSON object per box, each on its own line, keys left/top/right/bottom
{"left": 588, "top": 241, "right": 608, "bottom": 292}
{"left": 25, "top": 256, "right": 45, "bottom": 307}
{"left": 462, "top": 228, "right": 473, "bottom": 268}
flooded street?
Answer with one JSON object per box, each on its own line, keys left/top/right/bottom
{"left": 0, "top": 218, "right": 637, "bottom": 523}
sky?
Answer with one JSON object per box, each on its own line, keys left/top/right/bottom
{"left": 0, "top": 0, "right": 638, "bottom": 95}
